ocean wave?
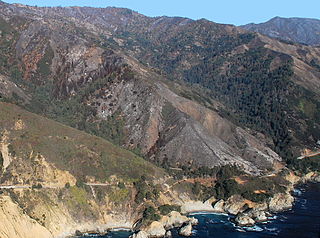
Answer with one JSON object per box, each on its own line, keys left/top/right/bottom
{"left": 110, "top": 228, "right": 132, "bottom": 232}
{"left": 268, "top": 215, "right": 278, "bottom": 220}
{"left": 293, "top": 189, "right": 302, "bottom": 196}
{"left": 206, "top": 219, "right": 221, "bottom": 224}
{"left": 243, "top": 225, "right": 264, "bottom": 232}
{"left": 235, "top": 228, "right": 246, "bottom": 232}
{"left": 189, "top": 211, "right": 228, "bottom": 216}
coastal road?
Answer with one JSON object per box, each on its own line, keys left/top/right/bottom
{"left": 297, "top": 151, "right": 320, "bottom": 160}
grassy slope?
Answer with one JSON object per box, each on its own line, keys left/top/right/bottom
{"left": 0, "top": 102, "right": 164, "bottom": 182}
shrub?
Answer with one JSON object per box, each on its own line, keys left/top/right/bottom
{"left": 158, "top": 204, "right": 181, "bottom": 215}
{"left": 76, "top": 180, "right": 85, "bottom": 188}
{"left": 143, "top": 206, "right": 160, "bottom": 222}
{"left": 0, "top": 153, "right": 3, "bottom": 171}
{"left": 118, "top": 182, "right": 125, "bottom": 189}
{"left": 32, "top": 183, "right": 43, "bottom": 189}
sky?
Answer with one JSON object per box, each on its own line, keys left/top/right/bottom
{"left": 3, "top": 0, "right": 320, "bottom": 26}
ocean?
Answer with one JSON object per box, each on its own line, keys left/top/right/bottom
{"left": 78, "top": 182, "right": 320, "bottom": 238}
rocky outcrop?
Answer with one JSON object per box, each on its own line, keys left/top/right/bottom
{"left": 212, "top": 199, "right": 225, "bottom": 212}
{"left": 130, "top": 231, "right": 149, "bottom": 238}
{"left": 246, "top": 210, "right": 268, "bottom": 222}
{"left": 179, "top": 223, "right": 192, "bottom": 236}
{"left": 224, "top": 195, "right": 247, "bottom": 215}
{"left": 143, "top": 221, "right": 167, "bottom": 238}
{"left": 268, "top": 193, "right": 294, "bottom": 212}
{"left": 141, "top": 212, "right": 198, "bottom": 238}
{"left": 165, "top": 230, "right": 172, "bottom": 237}
{"left": 235, "top": 214, "right": 255, "bottom": 227}
{"left": 180, "top": 197, "right": 216, "bottom": 213}
{"left": 159, "top": 211, "right": 190, "bottom": 229}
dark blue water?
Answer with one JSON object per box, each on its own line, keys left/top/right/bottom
{"left": 79, "top": 183, "right": 320, "bottom": 238}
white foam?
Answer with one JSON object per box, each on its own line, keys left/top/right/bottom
{"left": 110, "top": 228, "right": 131, "bottom": 232}
{"left": 244, "top": 225, "right": 264, "bottom": 232}
{"left": 189, "top": 211, "right": 228, "bottom": 216}
{"left": 293, "top": 189, "right": 302, "bottom": 195}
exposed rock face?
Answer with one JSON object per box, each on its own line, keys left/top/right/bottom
{"left": 247, "top": 210, "right": 268, "bottom": 222}
{"left": 179, "top": 223, "right": 192, "bottom": 237}
{"left": 212, "top": 200, "right": 225, "bottom": 212}
{"left": 130, "top": 231, "right": 149, "bottom": 238}
{"left": 269, "top": 193, "right": 294, "bottom": 212}
{"left": 0, "top": 196, "right": 53, "bottom": 238}
{"left": 251, "top": 202, "right": 268, "bottom": 212}
{"left": 314, "top": 175, "right": 320, "bottom": 183}
{"left": 144, "top": 221, "right": 166, "bottom": 238}
{"left": 235, "top": 214, "right": 255, "bottom": 227}
{"left": 224, "top": 195, "right": 246, "bottom": 215}
{"left": 142, "top": 212, "right": 198, "bottom": 238}
{"left": 165, "top": 230, "right": 172, "bottom": 238}
{"left": 160, "top": 211, "right": 190, "bottom": 229}
{"left": 180, "top": 197, "right": 216, "bottom": 213}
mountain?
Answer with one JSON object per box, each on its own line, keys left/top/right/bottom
{"left": 0, "top": 3, "right": 288, "bottom": 175}
{"left": 0, "top": 2, "right": 320, "bottom": 237}
{"left": 0, "top": 102, "right": 168, "bottom": 237}
{"left": 0, "top": 2, "right": 319, "bottom": 172}
{"left": 241, "top": 17, "right": 320, "bottom": 46}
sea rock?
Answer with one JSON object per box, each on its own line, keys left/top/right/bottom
{"left": 160, "top": 211, "right": 190, "bottom": 229}
{"left": 165, "top": 230, "right": 172, "bottom": 237}
{"left": 144, "top": 221, "right": 166, "bottom": 238}
{"left": 130, "top": 231, "right": 149, "bottom": 238}
{"left": 212, "top": 199, "right": 225, "bottom": 212}
{"left": 314, "top": 175, "right": 320, "bottom": 183}
{"left": 179, "top": 223, "right": 192, "bottom": 236}
{"left": 247, "top": 210, "right": 268, "bottom": 222}
{"left": 269, "top": 193, "right": 294, "bottom": 212}
{"left": 303, "top": 172, "right": 317, "bottom": 182}
{"left": 235, "top": 214, "right": 255, "bottom": 227}
{"left": 189, "top": 217, "right": 199, "bottom": 225}
{"left": 224, "top": 195, "right": 246, "bottom": 215}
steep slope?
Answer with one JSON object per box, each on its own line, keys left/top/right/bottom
{"left": 242, "top": 17, "right": 320, "bottom": 46}
{"left": 0, "top": 102, "right": 166, "bottom": 237}
{"left": 0, "top": 3, "right": 319, "bottom": 174}
{"left": 0, "top": 3, "right": 286, "bottom": 174}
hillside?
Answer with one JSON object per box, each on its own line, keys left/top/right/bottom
{"left": 0, "top": 2, "right": 320, "bottom": 237}
{"left": 0, "top": 2, "right": 319, "bottom": 173}
{"left": 241, "top": 17, "right": 320, "bottom": 46}
{"left": 0, "top": 102, "right": 167, "bottom": 236}
{"left": 0, "top": 2, "right": 291, "bottom": 175}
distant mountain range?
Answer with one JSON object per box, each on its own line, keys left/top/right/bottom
{"left": 0, "top": 2, "right": 319, "bottom": 237}
{"left": 242, "top": 16, "right": 320, "bottom": 46}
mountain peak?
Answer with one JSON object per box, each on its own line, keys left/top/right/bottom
{"left": 241, "top": 16, "right": 320, "bottom": 45}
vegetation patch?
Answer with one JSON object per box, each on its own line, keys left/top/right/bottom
{"left": 0, "top": 103, "right": 164, "bottom": 183}
{"left": 158, "top": 204, "right": 181, "bottom": 215}
{"left": 109, "top": 187, "right": 130, "bottom": 204}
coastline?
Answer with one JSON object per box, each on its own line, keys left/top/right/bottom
{"left": 62, "top": 172, "right": 320, "bottom": 238}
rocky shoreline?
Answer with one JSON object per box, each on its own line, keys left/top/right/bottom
{"left": 127, "top": 171, "right": 320, "bottom": 238}
{"left": 61, "top": 172, "right": 320, "bottom": 238}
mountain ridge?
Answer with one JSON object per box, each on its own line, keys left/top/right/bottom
{"left": 241, "top": 16, "right": 320, "bottom": 46}
{"left": 0, "top": 3, "right": 320, "bottom": 238}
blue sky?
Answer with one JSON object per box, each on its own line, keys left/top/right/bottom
{"left": 3, "top": 0, "right": 320, "bottom": 25}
